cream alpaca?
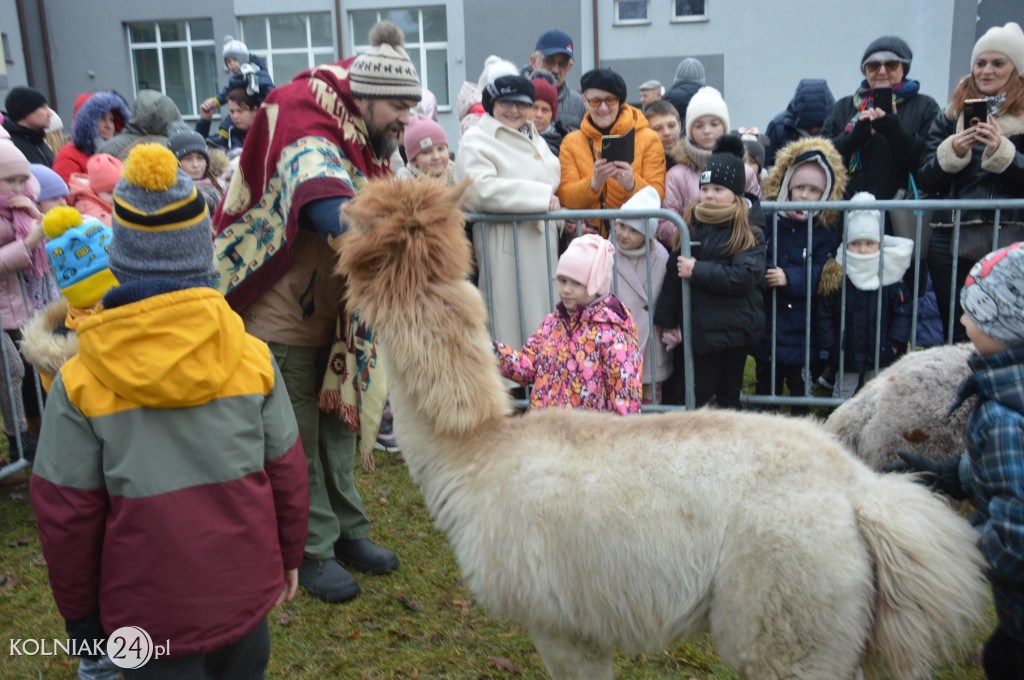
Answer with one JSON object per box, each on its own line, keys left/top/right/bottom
{"left": 337, "top": 177, "right": 988, "bottom": 680}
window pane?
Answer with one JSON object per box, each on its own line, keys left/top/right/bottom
{"left": 129, "top": 23, "right": 156, "bottom": 44}
{"left": 272, "top": 53, "right": 310, "bottom": 84}
{"left": 193, "top": 44, "right": 219, "bottom": 109}
{"left": 426, "top": 49, "right": 448, "bottom": 106}
{"left": 381, "top": 9, "right": 419, "bottom": 45}
{"left": 313, "top": 51, "right": 335, "bottom": 67}
{"left": 240, "top": 17, "right": 267, "bottom": 51}
{"left": 675, "top": 0, "right": 705, "bottom": 15}
{"left": 422, "top": 7, "right": 446, "bottom": 42}
{"left": 406, "top": 46, "right": 421, "bottom": 78}
{"left": 132, "top": 48, "right": 160, "bottom": 91}
{"left": 162, "top": 46, "right": 192, "bottom": 114}
{"left": 190, "top": 19, "right": 213, "bottom": 41}
{"left": 351, "top": 11, "right": 377, "bottom": 47}
{"left": 617, "top": 1, "right": 648, "bottom": 20}
{"left": 309, "top": 12, "right": 333, "bottom": 47}
{"left": 269, "top": 14, "right": 307, "bottom": 49}
{"left": 159, "top": 22, "right": 186, "bottom": 42}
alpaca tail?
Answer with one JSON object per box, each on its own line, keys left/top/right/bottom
{"left": 854, "top": 472, "right": 988, "bottom": 680}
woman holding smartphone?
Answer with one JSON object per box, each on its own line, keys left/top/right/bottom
{"left": 821, "top": 36, "right": 939, "bottom": 203}
{"left": 919, "top": 22, "right": 1024, "bottom": 343}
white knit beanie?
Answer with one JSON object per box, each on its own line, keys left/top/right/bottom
{"left": 615, "top": 186, "right": 661, "bottom": 239}
{"left": 685, "top": 86, "right": 730, "bottom": 141}
{"left": 972, "top": 22, "right": 1024, "bottom": 75}
{"left": 477, "top": 55, "right": 519, "bottom": 92}
{"left": 844, "top": 192, "right": 884, "bottom": 243}
{"left": 222, "top": 35, "right": 248, "bottom": 65}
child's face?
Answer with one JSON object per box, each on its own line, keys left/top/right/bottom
{"left": 789, "top": 183, "right": 824, "bottom": 203}
{"left": 225, "top": 56, "right": 241, "bottom": 74}
{"left": 690, "top": 114, "right": 725, "bottom": 150}
{"left": 699, "top": 182, "right": 735, "bottom": 205}
{"left": 960, "top": 313, "right": 1010, "bottom": 357}
{"left": 411, "top": 143, "right": 450, "bottom": 178}
{"left": 97, "top": 112, "right": 117, "bottom": 141}
{"left": 0, "top": 175, "right": 27, "bottom": 194}
{"left": 179, "top": 152, "right": 208, "bottom": 181}
{"left": 648, "top": 114, "right": 681, "bottom": 151}
{"left": 744, "top": 157, "right": 760, "bottom": 176}
{"left": 847, "top": 239, "right": 880, "bottom": 255}
{"left": 558, "top": 275, "right": 600, "bottom": 311}
{"left": 531, "top": 100, "right": 553, "bottom": 131}
{"left": 614, "top": 222, "right": 646, "bottom": 251}
{"left": 39, "top": 197, "right": 67, "bottom": 213}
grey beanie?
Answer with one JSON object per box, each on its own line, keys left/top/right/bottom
{"left": 961, "top": 243, "right": 1024, "bottom": 346}
{"left": 109, "top": 143, "right": 213, "bottom": 285}
{"left": 674, "top": 58, "right": 706, "bottom": 85}
{"left": 222, "top": 35, "right": 248, "bottom": 65}
{"left": 861, "top": 36, "right": 913, "bottom": 75}
{"left": 167, "top": 129, "right": 211, "bottom": 169}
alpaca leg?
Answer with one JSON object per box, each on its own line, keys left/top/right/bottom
{"left": 530, "top": 630, "right": 613, "bottom": 680}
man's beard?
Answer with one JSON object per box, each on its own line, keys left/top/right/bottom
{"left": 365, "top": 102, "right": 403, "bottom": 159}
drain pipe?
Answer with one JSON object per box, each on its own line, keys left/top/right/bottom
{"left": 591, "top": 0, "right": 600, "bottom": 67}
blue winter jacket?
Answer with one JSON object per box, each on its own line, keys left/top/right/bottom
{"left": 818, "top": 276, "right": 912, "bottom": 373}
{"left": 213, "top": 54, "right": 275, "bottom": 107}
{"left": 764, "top": 79, "right": 835, "bottom": 168}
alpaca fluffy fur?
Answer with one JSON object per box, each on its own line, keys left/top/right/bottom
{"left": 825, "top": 343, "right": 975, "bottom": 470}
{"left": 337, "top": 177, "right": 989, "bottom": 680}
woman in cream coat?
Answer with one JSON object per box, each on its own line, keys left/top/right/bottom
{"left": 455, "top": 74, "right": 562, "bottom": 346}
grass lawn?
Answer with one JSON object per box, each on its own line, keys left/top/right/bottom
{"left": 0, "top": 403, "right": 993, "bottom": 679}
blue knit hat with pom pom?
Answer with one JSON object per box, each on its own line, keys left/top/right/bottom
{"left": 43, "top": 206, "right": 118, "bottom": 308}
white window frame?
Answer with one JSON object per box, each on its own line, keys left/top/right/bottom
{"left": 126, "top": 20, "right": 215, "bottom": 118}
{"left": 350, "top": 7, "right": 450, "bottom": 112}
{"left": 614, "top": 0, "right": 651, "bottom": 26}
{"left": 671, "top": 0, "right": 709, "bottom": 23}
{"left": 239, "top": 13, "right": 336, "bottom": 85}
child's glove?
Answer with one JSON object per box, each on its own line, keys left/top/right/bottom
{"left": 887, "top": 451, "right": 968, "bottom": 500}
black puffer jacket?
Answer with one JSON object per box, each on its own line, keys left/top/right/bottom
{"left": 2, "top": 117, "right": 54, "bottom": 166}
{"left": 663, "top": 80, "right": 702, "bottom": 123}
{"left": 821, "top": 82, "right": 939, "bottom": 200}
{"left": 654, "top": 207, "right": 766, "bottom": 355}
{"left": 818, "top": 276, "right": 912, "bottom": 373}
{"left": 917, "top": 102, "right": 1024, "bottom": 225}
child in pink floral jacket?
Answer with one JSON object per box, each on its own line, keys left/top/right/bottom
{"left": 495, "top": 234, "right": 643, "bottom": 415}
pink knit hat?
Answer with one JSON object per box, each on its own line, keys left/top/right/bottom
{"left": 86, "top": 153, "right": 124, "bottom": 193}
{"left": 788, "top": 160, "right": 828, "bottom": 194}
{"left": 0, "top": 140, "right": 30, "bottom": 182}
{"left": 404, "top": 115, "right": 448, "bottom": 162}
{"left": 557, "top": 234, "right": 616, "bottom": 297}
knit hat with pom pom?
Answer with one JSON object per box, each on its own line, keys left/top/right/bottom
{"left": 43, "top": 206, "right": 118, "bottom": 308}
{"left": 349, "top": 21, "right": 422, "bottom": 101}
{"left": 110, "top": 143, "right": 213, "bottom": 284}
{"left": 700, "top": 133, "right": 746, "bottom": 197}
{"left": 222, "top": 35, "right": 249, "bottom": 66}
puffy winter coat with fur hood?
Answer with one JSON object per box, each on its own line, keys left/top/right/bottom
{"left": 52, "top": 92, "right": 131, "bottom": 183}
{"left": 752, "top": 137, "right": 847, "bottom": 366}
{"left": 495, "top": 294, "right": 643, "bottom": 416}
{"left": 557, "top": 104, "right": 666, "bottom": 221}
{"left": 918, "top": 101, "right": 1024, "bottom": 225}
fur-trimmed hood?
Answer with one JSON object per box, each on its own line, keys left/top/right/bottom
{"left": 763, "top": 136, "right": 848, "bottom": 226}
{"left": 667, "top": 136, "right": 702, "bottom": 171}
{"left": 21, "top": 298, "right": 77, "bottom": 387}
{"left": 71, "top": 92, "right": 132, "bottom": 155}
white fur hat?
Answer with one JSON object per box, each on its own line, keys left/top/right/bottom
{"left": 972, "top": 22, "right": 1024, "bottom": 75}
{"left": 616, "top": 186, "right": 661, "bottom": 239}
{"left": 685, "top": 86, "right": 730, "bottom": 140}
{"left": 477, "top": 55, "right": 519, "bottom": 92}
{"left": 844, "top": 192, "right": 884, "bottom": 243}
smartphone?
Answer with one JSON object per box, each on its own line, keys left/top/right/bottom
{"left": 872, "top": 86, "right": 893, "bottom": 114}
{"left": 963, "top": 99, "right": 987, "bottom": 128}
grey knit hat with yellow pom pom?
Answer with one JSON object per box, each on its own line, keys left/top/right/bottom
{"left": 109, "top": 143, "right": 213, "bottom": 285}
{"left": 349, "top": 21, "right": 421, "bottom": 101}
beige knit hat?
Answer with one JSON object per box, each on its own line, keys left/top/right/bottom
{"left": 972, "top": 22, "right": 1024, "bottom": 75}
{"left": 350, "top": 21, "right": 422, "bottom": 101}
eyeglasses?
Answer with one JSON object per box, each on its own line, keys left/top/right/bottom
{"left": 864, "top": 60, "right": 903, "bottom": 73}
{"left": 541, "top": 55, "right": 572, "bottom": 70}
{"left": 495, "top": 99, "right": 532, "bottom": 111}
{"left": 586, "top": 95, "right": 620, "bottom": 109}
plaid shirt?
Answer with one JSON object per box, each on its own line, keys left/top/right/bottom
{"left": 954, "top": 344, "right": 1024, "bottom": 640}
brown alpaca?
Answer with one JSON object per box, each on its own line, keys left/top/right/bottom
{"left": 337, "top": 177, "right": 988, "bottom": 680}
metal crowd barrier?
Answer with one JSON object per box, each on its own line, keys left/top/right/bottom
{"left": 467, "top": 197, "right": 1024, "bottom": 414}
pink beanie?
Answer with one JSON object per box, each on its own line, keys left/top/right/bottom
{"left": 86, "top": 153, "right": 124, "bottom": 193}
{"left": 0, "top": 140, "right": 30, "bottom": 181}
{"left": 557, "top": 234, "right": 616, "bottom": 297}
{"left": 405, "top": 115, "right": 448, "bottom": 163}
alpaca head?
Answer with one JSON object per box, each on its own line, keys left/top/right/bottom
{"left": 337, "top": 176, "right": 474, "bottom": 327}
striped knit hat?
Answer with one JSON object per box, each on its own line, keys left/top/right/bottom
{"left": 349, "top": 21, "right": 421, "bottom": 101}
{"left": 43, "top": 206, "right": 118, "bottom": 308}
{"left": 109, "top": 144, "right": 213, "bottom": 285}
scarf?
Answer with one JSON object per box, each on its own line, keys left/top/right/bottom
{"left": 0, "top": 192, "right": 49, "bottom": 278}
{"left": 844, "top": 79, "right": 920, "bottom": 173}
{"left": 840, "top": 236, "right": 914, "bottom": 290}
{"left": 693, "top": 200, "right": 737, "bottom": 225}
{"left": 986, "top": 93, "right": 1008, "bottom": 119}
{"left": 683, "top": 137, "right": 712, "bottom": 170}
{"left": 210, "top": 57, "right": 391, "bottom": 462}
